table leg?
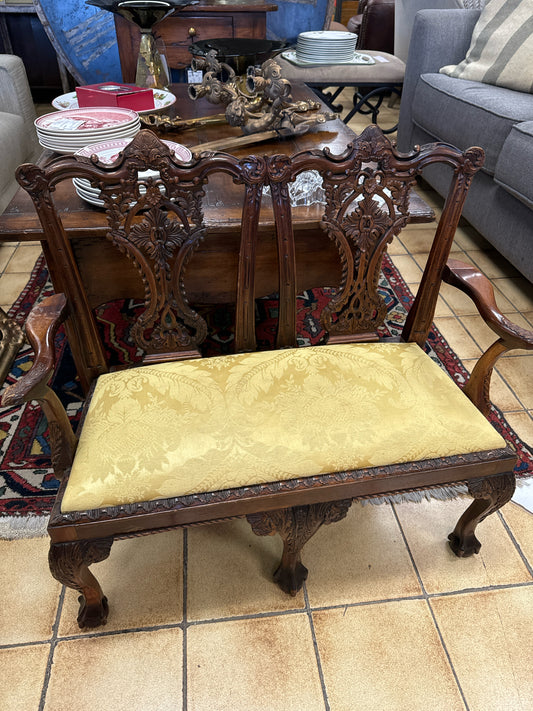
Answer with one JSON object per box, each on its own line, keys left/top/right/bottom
{"left": 344, "top": 86, "right": 402, "bottom": 131}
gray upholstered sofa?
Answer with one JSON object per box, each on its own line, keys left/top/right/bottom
{"left": 0, "top": 54, "right": 40, "bottom": 216}
{"left": 397, "top": 9, "right": 533, "bottom": 283}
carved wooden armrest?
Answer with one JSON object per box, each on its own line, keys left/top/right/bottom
{"left": 443, "top": 259, "right": 533, "bottom": 415}
{"left": 2, "top": 293, "right": 67, "bottom": 406}
{"left": 1, "top": 293, "right": 77, "bottom": 477}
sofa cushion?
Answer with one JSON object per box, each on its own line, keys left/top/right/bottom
{"left": 412, "top": 72, "right": 533, "bottom": 174}
{"left": 439, "top": 0, "right": 533, "bottom": 94}
{"left": 61, "top": 342, "right": 505, "bottom": 512}
{"left": 495, "top": 120, "right": 533, "bottom": 209}
{"left": 0, "top": 111, "right": 26, "bottom": 194}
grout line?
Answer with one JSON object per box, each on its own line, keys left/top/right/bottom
{"left": 182, "top": 528, "right": 188, "bottom": 711}
{"left": 497, "top": 510, "right": 533, "bottom": 578}
{"left": 390, "top": 503, "right": 471, "bottom": 711}
{"left": 390, "top": 503, "right": 427, "bottom": 597}
{"left": 0, "top": 639, "right": 53, "bottom": 651}
{"left": 49, "top": 621, "right": 185, "bottom": 643}
{"left": 425, "top": 599, "right": 471, "bottom": 711}
{"left": 186, "top": 606, "right": 308, "bottom": 628}
{"left": 303, "top": 583, "right": 330, "bottom": 711}
{"left": 38, "top": 585, "right": 66, "bottom": 711}
{"left": 7, "top": 579, "right": 532, "bottom": 651}
{"left": 31, "top": 580, "right": 532, "bottom": 647}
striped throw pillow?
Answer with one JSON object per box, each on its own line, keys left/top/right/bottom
{"left": 440, "top": 0, "right": 533, "bottom": 93}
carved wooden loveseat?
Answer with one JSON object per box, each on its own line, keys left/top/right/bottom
{"left": 3, "top": 126, "right": 530, "bottom": 628}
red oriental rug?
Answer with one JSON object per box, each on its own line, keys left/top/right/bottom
{"left": 1, "top": 254, "right": 531, "bottom": 534}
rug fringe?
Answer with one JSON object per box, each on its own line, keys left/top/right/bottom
{"left": 0, "top": 515, "right": 48, "bottom": 540}
{"left": 362, "top": 484, "right": 469, "bottom": 506}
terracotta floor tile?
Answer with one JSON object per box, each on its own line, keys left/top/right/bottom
{"left": 394, "top": 499, "right": 531, "bottom": 594}
{"left": 304, "top": 503, "right": 422, "bottom": 607}
{"left": 44, "top": 628, "right": 182, "bottom": 711}
{"left": 502, "top": 502, "right": 533, "bottom": 566}
{"left": 389, "top": 253, "right": 424, "bottom": 284}
{"left": 414, "top": 249, "right": 470, "bottom": 275}
{"left": 58, "top": 531, "right": 183, "bottom": 636}
{"left": 468, "top": 249, "right": 521, "bottom": 279}
{"left": 187, "top": 518, "right": 304, "bottom": 621}
{"left": 470, "top": 365, "right": 523, "bottom": 412}
{"left": 493, "top": 277, "right": 533, "bottom": 312}
{"left": 459, "top": 356, "right": 528, "bottom": 413}
{"left": 0, "top": 644, "right": 50, "bottom": 710}
{"left": 187, "top": 614, "right": 324, "bottom": 711}
{"left": 388, "top": 235, "right": 407, "bottom": 256}
{"left": 460, "top": 313, "right": 532, "bottom": 355}
{"left": 459, "top": 314, "right": 507, "bottom": 352}
{"left": 431, "top": 587, "right": 533, "bottom": 711}
{"left": 4, "top": 244, "right": 43, "bottom": 273}
{"left": 399, "top": 227, "right": 435, "bottom": 254}
{"left": 434, "top": 295, "right": 454, "bottom": 317}
{"left": 453, "top": 224, "right": 491, "bottom": 251}
{"left": 496, "top": 355, "right": 533, "bottom": 410}
{"left": 523, "top": 310, "right": 533, "bottom": 328}
{"left": 503, "top": 410, "right": 533, "bottom": 447}
{"left": 0, "top": 272, "right": 33, "bottom": 308}
{"left": 0, "top": 537, "right": 61, "bottom": 645}
{"left": 438, "top": 282, "right": 486, "bottom": 316}
{"left": 313, "top": 600, "right": 465, "bottom": 711}
{"left": 433, "top": 317, "right": 482, "bottom": 359}
{"left": 0, "top": 244, "right": 15, "bottom": 272}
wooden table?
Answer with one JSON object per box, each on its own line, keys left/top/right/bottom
{"left": 0, "top": 84, "right": 433, "bottom": 389}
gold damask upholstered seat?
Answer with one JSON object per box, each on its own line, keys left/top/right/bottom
{"left": 63, "top": 343, "right": 505, "bottom": 512}
{"left": 3, "top": 126, "right": 530, "bottom": 629}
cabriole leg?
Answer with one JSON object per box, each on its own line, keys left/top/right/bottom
{"left": 49, "top": 538, "right": 113, "bottom": 628}
{"left": 247, "top": 500, "right": 352, "bottom": 596}
{"left": 448, "top": 473, "right": 515, "bottom": 557}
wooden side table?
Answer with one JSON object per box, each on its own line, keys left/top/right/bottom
{"left": 115, "top": 0, "right": 278, "bottom": 83}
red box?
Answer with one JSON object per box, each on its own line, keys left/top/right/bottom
{"left": 75, "top": 83, "right": 155, "bottom": 111}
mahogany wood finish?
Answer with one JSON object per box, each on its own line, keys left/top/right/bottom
{"left": 49, "top": 538, "right": 113, "bottom": 628}
{"left": 443, "top": 259, "right": 533, "bottom": 416}
{"left": 2, "top": 125, "right": 528, "bottom": 628}
{"left": 0, "top": 85, "right": 434, "bottom": 393}
{"left": 448, "top": 473, "right": 516, "bottom": 557}
{"left": 247, "top": 500, "right": 353, "bottom": 595}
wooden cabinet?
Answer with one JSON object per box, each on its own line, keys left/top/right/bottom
{"left": 114, "top": 0, "right": 278, "bottom": 83}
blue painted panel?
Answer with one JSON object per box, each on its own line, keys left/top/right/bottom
{"left": 267, "top": 0, "right": 329, "bottom": 44}
{"left": 36, "top": 0, "right": 122, "bottom": 84}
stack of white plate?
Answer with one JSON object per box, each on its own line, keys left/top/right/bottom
{"left": 35, "top": 107, "right": 142, "bottom": 154}
{"left": 295, "top": 30, "right": 358, "bottom": 64}
{"left": 73, "top": 138, "right": 192, "bottom": 207}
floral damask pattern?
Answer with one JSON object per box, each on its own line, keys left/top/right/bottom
{"left": 61, "top": 343, "right": 506, "bottom": 512}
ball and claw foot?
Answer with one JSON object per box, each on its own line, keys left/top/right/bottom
{"left": 447, "top": 473, "right": 515, "bottom": 559}
{"left": 77, "top": 594, "right": 109, "bottom": 629}
{"left": 274, "top": 560, "right": 308, "bottom": 596}
{"left": 447, "top": 531, "right": 482, "bottom": 558}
